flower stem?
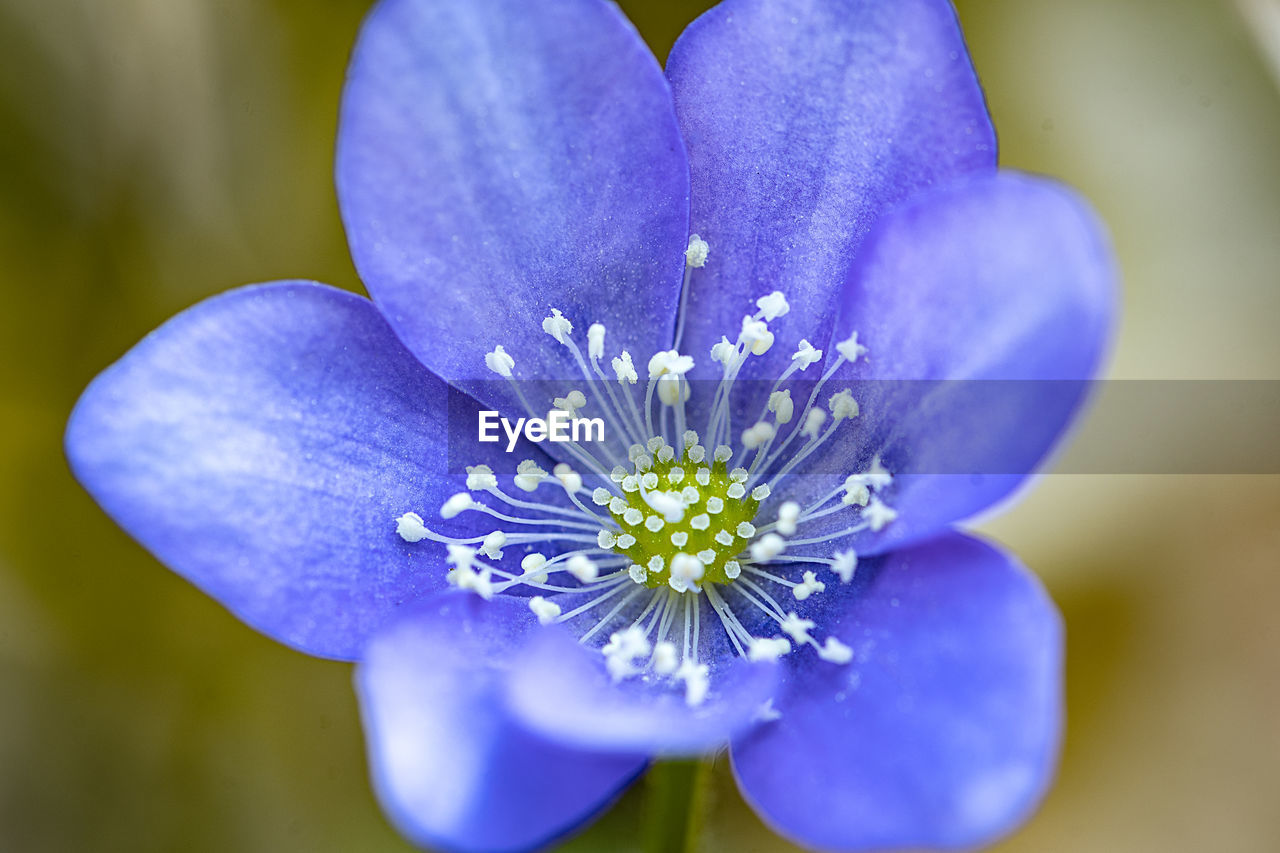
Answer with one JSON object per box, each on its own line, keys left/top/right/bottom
{"left": 643, "top": 758, "right": 712, "bottom": 853}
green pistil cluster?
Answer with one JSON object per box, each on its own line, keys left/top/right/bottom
{"left": 609, "top": 447, "right": 762, "bottom": 587}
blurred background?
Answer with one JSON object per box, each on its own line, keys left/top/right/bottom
{"left": 2, "top": 0, "right": 1278, "bottom": 850}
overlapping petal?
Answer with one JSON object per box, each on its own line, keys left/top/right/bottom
{"left": 732, "top": 534, "right": 1062, "bottom": 851}
{"left": 357, "top": 593, "right": 646, "bottom": 852}
{"left": 777, "top": 171, "right": 1115, "bottom": 554}
{"left": 337, "top": 0, "right": 690, "bottom": 412}
{"left": 667, "top": 0, "right": 995, "bottom": 382}
{"left": 65, "top": 283, "right": 510, "bottom": 660}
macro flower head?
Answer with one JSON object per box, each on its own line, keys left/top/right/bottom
{"left": 65, "top": 0, "right": 1114, "bottom": 850}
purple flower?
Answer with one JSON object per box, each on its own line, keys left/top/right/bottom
{"left": 65, "top": 0, "right": 1114, "bottom": 850}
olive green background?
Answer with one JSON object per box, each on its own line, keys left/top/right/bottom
{"left": 2, "top": 0, "right": 1278, "bottom": 850}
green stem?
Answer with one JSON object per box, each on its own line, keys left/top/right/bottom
{"left": 643, "top": 758, "right": 712, "bottom": 853}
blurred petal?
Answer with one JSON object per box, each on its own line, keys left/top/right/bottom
{"left": 65, "top": 282, "right": 507, "bottom": 660}
{"left": 732, "top": 534, "right": 1062, "bottom": 851}
{"left": 506, "top": 617, "right": 777, "bottom": 755}
{"left": 667, "top": 0, "right": 995, "bottom": 382}
{"left": 357, "top": 593, "right": 646, "bottom": 852}
{"left": 779, "top": 172, "right": 1116, "bottom": 553}
{"left": 337, "top": 0, "right": 689, "bottom": 410}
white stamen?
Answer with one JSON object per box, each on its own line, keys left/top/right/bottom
{"left": 479, "top": 530, "right": 506, "bottom": 559}
{"left": 612, "top": 350, "right": 638, "bottom": 383}
{"left": 528, "top": 596, "right": 561, "bottom": 625}
{"left": 668, "top": 553, "right": 704, "bottom": 592}
{"left": 440, "top": 492, "right": 475, "bottom": 519}
{"left": 768, "top": 389, "right": 795, "bottom": 424}
{"left": 395, "top": 512, "right": 428, "bottom": 542}
{"left": 602, "top": 626, "right": 651, "bottom": 681}
{"left": 751, "top": 484, "right": 772, "bottom": 501}
{"left": 755, "top": 291, "right": 790, "bottom": 321}
{"left": 831, "top": 549, "right": 858, "bottom": 583}
{"left": 553, "top": 463, "right": 583, "bottom": 493}
{"left": 828, "top": 389, "right": 859, "bottom": 421}
{"left": 791, "top": 339, "right": 823, "bottom": 370}
{"left": 685, "top": 234, "right": 710, "bottom": 268}
{"left": 747, "top": 636, "right": 791, "bottom": 662}
{"left": 542, "top": 308, "right": 573, "bottom": 344}
{"left": 514, "top": 460, "right": 547, "bottom": 492}
{"left": 553, "top": 389, "right": 587, "bottom": 415}
{"left": 780, "top": 613, "right": 816, "bottom": 644}
{"left": 724, "top": 560, "right": 742, "bottom": 579}
{"left": 835, "top": 331, "right": 868, "bottom": 363}
{"left": 484, "top": 345, "right": 515, "bottom": 378}
{"left": 801, "top": 408, "right": 827, "bottom": 438}
{"left": 705, "top": 496, "right": 725, "bottom": 514}
{"left": 736, "top": 522, "right": 756, "bottom": 539}
{"left": 587, "top": 323, "right": 606, "bottom": 360}
{"left": 740, "top": 316, "right": 774, "bottom": 355}
{"left": 776, "top": 501, "right": 801, "bottom": 535}
{"left": 742, "top": 421, "right": 775, "bottom": 449}
{"left": 749, "top": 533, "right": 786, "bottom": 561}
{"left": 629, "top": 564, "right": 648, "bottom": 584}
{"left": 597, "top": 530, "right": 617, "bottom": 549}
{"left": 793, "top": 570, "right": 826, "bottom": 600}
{"left": 567, "top": 555, "right": 599, "bottom": 582}
{"left": 710, "top": 336, "right": 737, "bottom": 366}
{"left": 675, "top": 659, "right": 710, "bottom": 706}
{"left": 863, "top": 499, "right": 898, "bottom": 532}
{"left": 647, "top": 350, "right": 695, "bottom": 378}
{"left": 690, "top": 514, "right": 710, "bottom": 531}
{"left": 817, "top": 636, "right": 854, "bottom": 664}
{"left": 670, "top": 531, "right": 688, "bottom": 547}
{"left": 653, "top": 640, "right": 679, "bottom": 675}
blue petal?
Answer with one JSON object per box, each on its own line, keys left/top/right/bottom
{"left": 667, "top": 0, "right": 995, "bottom": 380}
{"left": 505, "top": 615, "right": 778, "bottom": 756}
{"left": 732, "top": 534, "right": 1062, "bottom": 851}
{"left": 65, "top": 282, "right": 512, "bottom": 660}
{"left": 777, "top": 172, "right": 1116, "bottom": 554}
{"left": 356, "top": 593, "right": 646, "bottom": 852}
{"left": 337, "top": 0, "right": 689, "bottom": 407}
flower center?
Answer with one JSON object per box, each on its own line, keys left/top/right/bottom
{"left": 393, "top": 235, "right": 900, "bottom": 707}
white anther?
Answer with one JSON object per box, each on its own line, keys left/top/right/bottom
{"left": 682, "top": 429, "right": 699, "bottom": 449}
{"left": 528, "top": 596, "right": 561, "bottom": 625}
{"left": 675, "top": 660, "right": 710, "bottom": 706}
{"left": 592, "top": 487, "right": 612, "bottom": 506}
{"left": 828, "top": 389, "right": 859, "bottom": 421}
{"left": 645, "top": 515, "right": 665, "bottom": 532}
{"left": 628, "top": 564, "right": 648, "bottom": 585}
{"left": 541, "top": 308, "right": 573, "bottom": 344}
{"left": 597, "top": 530, "right": 617, "bottom": 549}
{"left": 521, "top": 553, "right": 547, "bottom": 573}
{"left": 685, "top": 233, "right": 710, "bottom": 268}
{"left": 634, "top": 454, "right": 653, "bottom": 472}
{"left": 775, "top": 501, "right": 800, "bottom": 536}
{"left": 755, "top": 698, "right": 782, "bottom": 722}
{"left": 610, "top": 465, "right": 627, "bottom": 483}
{"left": 567, "top": 554, "right": 599, "bottom": 582}
{"left": 695, "top": 468, "right": 711, "bottom": 486}
{"left": 670, "top": 531, "right": 689, "bottom": 547}
{"left": 647, "top": 350, "right": 695, "bottom": 379}
{"left": 641, "top": 472, "right": 659, "bottom": 490}
{"left": 705, "top": 496, "right": 725, "bottom": 514}
{"left": 802, "top": 408, "right": 828, "bottom": 438}
{"left": 831, "top": 549, "right": 858, "bottom": 583}
{"left": 817, "top": 636, "right": 854, "bottom": 664}
{"left": 602, "top": 626, "right": 651, "bottom": 681}
{"left": 587, "top": 323, "right": 606, "bottom": 360}
{"left": 751, "top": 484, "right": 772, "bottom": 502}
{"left": 452, "top": 565, "right": 494, "bottom": 599}
{"left": 612, "top": 350, "right": 638, "bottom": 383}
{"left": 687, "top": 445, "right": 706, "bottom": 463}
{"left": 514, "top": 460, "right": 547, "bottom": 492}
{"left": 440, "top": 492, "right": 475, "bottom": 519}
{"left": 715, "top": 529, "right": 734, "bottom": 546}
{"left": 680, "top": 486, "right": 700, "bottom": 504}
{"left": 616, "top": 533, "right": 636, "bottom": 549}
{"left": 755, "top": 290, "right": 790, "bottom": 321}
{"left": 621, "top": 475, "right": 639, "bottom": 493}
{"left": 553, "top": 463, "right": 583, "bottom": 493}
{"left": 768, "top": 389, "right": 795, "bottom": 424}
{"left": 446, "top": 543, "right": 475, "bottom": 570}
{"left": 749, "top": 533, "right": 786, "bottom": 562}
{"left": 645, "top": 490, "right": 686, "bottom": 523}
{"left": 465, "top": 464, "right": 497, "bottom": 491}
{"left": 736, "top": 521, "right": 757, "bottom": 539}
{"left": 484, "top": 344, "right": 515, "bottom": 378}
{"left": 793, "top": 570, "right": 826, "bottom": 601}
{"left": 724, "top": 560, "right": 742, "bottom": 579}
{"left": 553, "top": 389, "right": 586, "bottom": 414}
{"left": 647, "top": 436, "right": 667, "bottom": 453}
{"left": 780, "top": 613, "right": 816, "bottom": 644}
{"left": 713, "top": 445, "right": 733, "bottom": 463}
{"left": 623, "top": 508, "right": 643, "bottom": 526}
{"left": 697, "top": 549, "right": 716, "bottom": 564}
{"left": 647, "top": 555, "right": 666, "bottom": 573}
{"left": 729, "top": 467, "right": 749, "bottom": 483}
{"left": 609, "top": 496, "right": 627, "bottom": 514}
{"left": 657, "top": 445, "right": 676, "bottom": 464}
{"left": 656, "top": 373, "right": 688, "bottom": 406}
{"left": 668, "top": 466, "right": 685, "bottom": 484}
{"left": 865, "top": 456, "right": 893, "bottom": 491}
{"left": 742, "top": 421, "right": 776, "bottom": 449}
{"left": 791, "top": 339, "right": 823, "bottom": 370}
{"left": 653, "top": 641, "right": 679, "bottom": 675}
{"left": 726, "top": 483, "right": 746, "bottom": 500}
{"left": 479, "top": 530, "right": 506, "bottom": 559}
{"left": 835, "top": 330, "right": 868, "bottom": 363}
{"left": 740, "top": 316, "right": 774, "bottom": 355}
{"left": 710, "top": 335, "right": 738, "bottom": 366}
{"left": 690, "top": 514, "right": 711, "bottom": 531}
{"left": 668, "top": 553, "right": 705, "bottom": 592}
{"left": 395, "top": 512, "right": 428, "bottom": 542}
{"left": 748, "top": 636, "right": 792, "bottom": 662}
{"left": 863, "top": 499, "right": 898, "bottom": 532}
{"left": 842, "top": 481, "right": 870, "bottom": 507}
